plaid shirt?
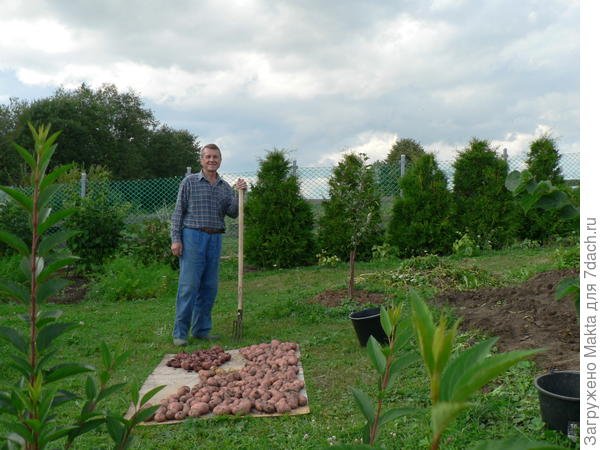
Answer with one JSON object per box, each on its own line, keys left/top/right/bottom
{"left": 171, "top": 171, "right": 238, "bottom": 244}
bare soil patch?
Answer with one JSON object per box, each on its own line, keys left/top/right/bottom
{"left": 311, "top": 269, "right": 579, "bottom": 372}
{"left": 48, "top": 273, "right": 89, "bottom": 304}
{"left": 431, "top": 269, "right": 579, "bottom": 371}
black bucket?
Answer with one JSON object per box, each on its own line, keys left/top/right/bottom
{"left": 534, "top": 370, "right": 579, "bottom": 437}
{"left": 349, "top": 307, "right": 388, "bottom": 347}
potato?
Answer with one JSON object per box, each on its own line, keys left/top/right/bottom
{"left": 275, "top": 398, "right": 291, "bottom": 414}
{"left": 188, "top": 402, "right": 210, "bottom": 417}
{"left": 212, "top": 404, "right": 231, "bottom": 415}
{"left": 269, "top": 390, "right": 283, "bottom": 402}
{"left": 285, "top": 392, "right": 299, "bottom": 410}
{"left": 262, "top": 402, "right": 276, "bottom": 414}
{"left": 154, "top": 412, "right": 167, "bottom": 422}
{"left": 176, "top": 386, "right": 191, "bottom": 397}
{"left": 234, "top": 398, "right": 252, "bottom": 416}
{"left": 298, "top": 394, "right": 308, "bottom": 407}
{"left": 168, "top": 401, "right": 183, "bottom": 412}
{"left": 174, "top": 411, "right": 187, "bottom": 420}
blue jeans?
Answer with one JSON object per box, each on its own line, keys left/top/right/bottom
{"left": 173, "top": 228, "right": 222, "bottom": 340}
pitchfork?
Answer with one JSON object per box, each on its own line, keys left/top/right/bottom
{"left": 232, "top": 187, "right": 244, "bottom": 341}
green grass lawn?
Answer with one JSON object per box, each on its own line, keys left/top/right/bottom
{"left": 0, "top": 245, "right": 577, "bottom": 449}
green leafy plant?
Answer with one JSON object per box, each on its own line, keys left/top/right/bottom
{"left": 452, "top": 233, "right": 479, "bottom": 257}
{"left": 506, "top": 169, "right": 579, "bottom": 312}
{"left": 0, "top": 124, "right": 162, "bottom": 449}
{"left": 410, "top": 291, "right": 541, "bottom": 450}
{"left": 505, "top": 170, "right": 578, "bottom": 219}
{"left": 316, "top": 249, "right": 342, "bottom": 267}
{"left": 370, "top": 243, "right": 397, "bottom": 262}
{"left": 88, "top": 256, "right": 172, "bottom": 302}
{"left": 350, "top": 302, "right": 419, "bottom": 446}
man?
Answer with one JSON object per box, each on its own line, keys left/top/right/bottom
{"left": 171, "top": 143, "right": 247, "bottom": 346}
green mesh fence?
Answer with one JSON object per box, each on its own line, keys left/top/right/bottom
{"left": 1, "top": 153, "right": 580, "bottom": 228}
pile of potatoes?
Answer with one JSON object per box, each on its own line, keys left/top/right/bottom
{"left": 151, "top": 340, "right": 307, "bottom": 422}
{"left": 166, "top": 345, "right": 231, "bottom": 371}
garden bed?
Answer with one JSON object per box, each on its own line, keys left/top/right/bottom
{"left": 430, "top": 268, "right": 579, "bottom": 371}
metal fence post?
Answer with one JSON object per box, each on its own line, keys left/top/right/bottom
{"left": 292, "top": 160, "right": 298, "bottom": 177}
{"left": 502, "top": 148, "right": 508, "bottom": 162}
{"left": 398, "top": 154, "right": 406, "bottom": 198}
{"left": 400, "top": 154, "right": 406, "bottom": 177}
{"left": 80, "top": 172, "right": 87, "bottom": 198}
{"left": 186, "top": 166, "right": 192, "bottom": 176}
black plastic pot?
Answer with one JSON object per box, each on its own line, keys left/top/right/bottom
{"left": 534, "top": 370, "right": 579, "bottom": 436}
{"left": 349, "top": 307, "right": 388, "bottom": 347}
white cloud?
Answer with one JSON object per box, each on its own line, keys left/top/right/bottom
{"left": 0, "top": 18, "right": 76, "bottom": 56}
{"left": 0, "top": 0, "right": 579, "bottom": 175}
{"left": 318, "top": 131, "right": 398, "bottom": 165}
{"left": 430, "top": 0, "right": 467, "bottom": 12}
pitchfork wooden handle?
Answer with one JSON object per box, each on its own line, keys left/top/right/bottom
{"left": 237, "top": 188, "right": 244, "bottom": 311}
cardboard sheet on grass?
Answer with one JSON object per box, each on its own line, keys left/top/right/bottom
{"left": 128, "top": 348, "right": 309, "bottom": 424}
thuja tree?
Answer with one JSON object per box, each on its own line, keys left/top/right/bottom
{"left": 0, "top": 124, "right": 161, "bottom": 449}
{"left": 517, "top": 135, "right": 576, "bottom": 242}
{"left": 526, "top": 135, "right": 564, "bottom": 185}
{"left": 375, "top": 138, "right": 426, "bottom": 195}
{"left": 317, "top": 153, "right": 383, "bottom": 298}
{"left": 388, "top": 153, "right": 454, "bottom": 257}
{"left": 452, "top": 139, "right": 517, "bottom": 249}
{"left": 245, "top": 150, "right": 316, "bottom": 268}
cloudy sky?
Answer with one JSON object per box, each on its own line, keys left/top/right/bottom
{"left": 0, "top": 0, "right": 580, "bottom": 173}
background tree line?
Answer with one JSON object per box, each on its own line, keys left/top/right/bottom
{"left": 0, "top": 83, "right": 199, "bottom": 185}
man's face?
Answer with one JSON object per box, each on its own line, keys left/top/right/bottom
{"left": 201, "top": 148, "right": 222, "bottom": 172}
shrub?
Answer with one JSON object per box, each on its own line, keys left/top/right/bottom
{"left": 87, "top": 257, "right": 174, "bottom": 302}
{"left": 66, "top": 195, "right": 127, "bottom": 270}
{"left": 129, "top": 218, "right": 178, "bottom": 269}
{"left": 388, "top": 153, "right": 454, "bottom": 257}
{"left": 0, "top": 199, "right": 30, "bottom": 256}
{"left": 245, "top": 150, "right": 316, "bottom": 268}
{"left": 452, "top": 138, "right": 517, "bottom": 248}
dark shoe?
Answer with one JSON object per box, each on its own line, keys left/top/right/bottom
{"left": 173, "top": 338, "right": 188, "bottom": 346}
{"left": 194, "top": 334, "right": 220, "bottom": 341}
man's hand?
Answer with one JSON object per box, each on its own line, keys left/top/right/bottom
{"left": 171, "top": 242, "right": 182, "bottom": 257}
{"left": 235, "top": 178, "right": 248, "bottom": 191}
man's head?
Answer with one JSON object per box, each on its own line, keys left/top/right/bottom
{"left": 200, "top": 144, "right": 222, "bottom": 173}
